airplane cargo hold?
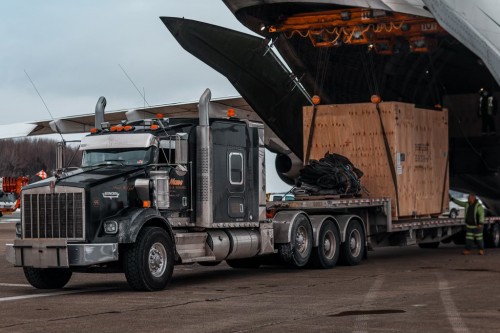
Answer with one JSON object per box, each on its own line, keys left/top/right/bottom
{"left": 303, "top": 102, "right": 449, "bottom": 219}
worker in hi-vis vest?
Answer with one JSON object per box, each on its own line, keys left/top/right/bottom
{"left": 450, "top": 194, "right": 485, "bottom": 255}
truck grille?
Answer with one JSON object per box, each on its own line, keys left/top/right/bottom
{"left": 22, "top": 188, "right": 85, "bottom": 240}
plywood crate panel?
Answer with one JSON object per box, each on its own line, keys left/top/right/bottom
{"left": 303, "top": 102, "right": 449, "bottom": 219}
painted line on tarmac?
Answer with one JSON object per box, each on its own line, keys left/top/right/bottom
{"left": 0, "top": 283, "right": 31, "bottom": 288}
{"left": 0, "top": 287, "right": 115, "bottom": 303}
{"left": 437, "top": 273, "right": 469, "bottom": 333}
{"left": 352, "top": 274, "right": 385, "bottom": 333}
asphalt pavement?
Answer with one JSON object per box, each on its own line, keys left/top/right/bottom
{"left": 0, "top": 214, "right": 499, "bottom": 333}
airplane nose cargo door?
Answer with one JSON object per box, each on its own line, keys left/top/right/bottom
{"left": 161, "top": 16, "right": 309, "bottom": 161}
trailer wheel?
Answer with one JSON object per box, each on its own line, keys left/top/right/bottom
{"left": 124, "top": 227, "right": 174, "bottom": 291}
{"left": 485, "top": 223, "right": 500, "bottom": 248}
{"left": 226, "top": 257, "right": 261, "bottom": 269}
{"left": 418, "top": 242, "right": 440, "bottom": 249}
{"left": 310, "top": 220, "right": 340, "bottom": 269}
{"left": 279, "top": 214, "right": 313, "bottom": 268}
{"left": 340, "top": 220, "right": 365, "bottom": 266}
{"left": 23, "top": 267, "right": 72, "bottom": 289}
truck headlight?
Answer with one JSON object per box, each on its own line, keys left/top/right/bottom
{"left": 104, "top": 221, "right": 118, "bottom": 234}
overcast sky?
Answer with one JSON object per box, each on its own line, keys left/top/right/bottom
{"left": 0, "top": 0, "right": 291, "bottom": 192}
{"left": 0, "top": 0, "right": 249, "bottom": 123}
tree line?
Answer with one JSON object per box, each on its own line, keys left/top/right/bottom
{"left": 0, "top": 138, "right": 81, "bottom": 180}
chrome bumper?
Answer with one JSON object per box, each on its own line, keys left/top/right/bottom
{"left": 5, "top": 240, "right": 118, "bottom": 268}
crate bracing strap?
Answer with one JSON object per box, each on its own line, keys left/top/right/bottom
{"left": 375, "top": 103, "right": 400, "bottom": 217}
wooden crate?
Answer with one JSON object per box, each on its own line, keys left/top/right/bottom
{"left": 303, "top": 102, "right": 449, "bottom": 219}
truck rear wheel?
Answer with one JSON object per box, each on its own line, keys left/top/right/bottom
{"left": 310, "top": 220, "right": 340, "bottom": 269}
{"left": 340, "top": 220, "right": 365, "bottom": 266}
{"left": 124, "top": 227, "right": 174, "bottom": 291}
{"left": 23, "top": 267, "right": 72, "bottom": 289}
{"left": 279, "top": 214, "right": 313, "bottom": 268}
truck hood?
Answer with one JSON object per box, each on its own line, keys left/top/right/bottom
{"left": 23, "top": 166, "right": 145, "bottom": 190}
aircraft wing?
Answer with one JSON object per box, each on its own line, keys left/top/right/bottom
{"left": 0, "top": 95, "right": 292, "bottom": 155}
{"left": 0, "top": 96, "right": 252, "bottom": 139}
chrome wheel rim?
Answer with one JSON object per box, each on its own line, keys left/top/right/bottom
{"left": 349, "top": 229, "right": 361, "bottom": 258}
{"left": 149, "top": 242, "right": 167, "bottom": 278}
{"left": 295, "top": 225, "right": 309, "bottom": 255}
{"left": 323, "top": 230, "right": 336, "bottom": 260}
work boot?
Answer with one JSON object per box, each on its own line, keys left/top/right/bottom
{"left": 478, "top": 249, "right": 484, "bottom": 256}
{"left": 462, "top": 250, "right": 471, "bottom": 255}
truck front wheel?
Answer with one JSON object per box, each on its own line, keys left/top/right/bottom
{"left": 124, "top": 227, "right": 174, "bottom": 291}
{"left": 340, "top": 220, "right": 365, "bottom": 266}
{"left": 23, "top": 267, "right": 72, "bottom": 289}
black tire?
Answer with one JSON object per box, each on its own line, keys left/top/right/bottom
{"left": 340, "top": 220, "right": 365, "bottom": 266}
{"left": 449, "top": 209, "right": 458, "bottom": 219}
{"left": 124, "top": 227, "right": 174, "bottom": 291}
{"left": 310, "top": 220, "right": 340, "bottom": 269}
{"left": 198, "top": 261, "right": 222, "bottom": 267}
{"left": 226, "top": 257, "right": 261, "bottom": 269}
{"left": 485, "top": 223, "right": 500, "bottom": 248}
{"left": 418, "top": 242, "right": 440, "bottom": 249}
{"left": 23, "top": 267, "right": 72, "bottom": 289}
{"left": 278, "top": 214, "right": 313, "bottom": 268}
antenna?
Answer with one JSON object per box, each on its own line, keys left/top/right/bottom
{"left": 24, "top": 70, "right": 65, "bottom": 142}
{"left": 118, "top": 64, "right": 150, "bottom": 107}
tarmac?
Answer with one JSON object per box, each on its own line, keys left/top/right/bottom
{"left": 1, "top": 212, "right": 499, "bottom": 333}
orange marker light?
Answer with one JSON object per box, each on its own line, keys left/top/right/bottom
{"left": 115, "top": 125, "right": 124, "bottom": 132}
{"left": 312, "top": 95, "right": 321, "bottom": 105}
{"left": 110, "top": 126, "right": 117, "bottom": 132}
{"left": 90, "top": 128, "right": 99, "bottom": 134}
{"left": 150, "top": 124, "right": 159, "bottom": 130}
{"left": 371, "top": 94, "right": 382, "bottom": 104}
{"left": 143, "top": 200, "right": 151, "bottom": 208}
{"left": 124, "top": 125, "right": 134, "bottom": 131}
{"left": 227, "top": 108, "right": 235, "bottom": 118}
{"left": 156, "top": 113, "right": 164, "bottom": 119}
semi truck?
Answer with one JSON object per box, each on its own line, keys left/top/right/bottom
{"left": 6, "top": 89, "right": 500, "bottom": 291}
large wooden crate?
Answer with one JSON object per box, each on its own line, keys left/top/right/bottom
{"left": 303, "top": 102, "right": 449, "bottom": 219}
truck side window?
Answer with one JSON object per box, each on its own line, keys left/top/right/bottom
{"left": 229, "top": 152, "right": 244, "bottom": 185}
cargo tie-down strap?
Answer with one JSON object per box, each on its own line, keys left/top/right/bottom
{"left": 375, "top": 103, "right": 400, "bottom": 217}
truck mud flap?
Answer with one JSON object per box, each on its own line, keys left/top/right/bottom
{"left": 12, "top": 239, "right": 69, "bottom": 268}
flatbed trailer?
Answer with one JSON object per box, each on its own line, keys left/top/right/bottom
{"left": 267, "top": 196, "right": 500, "bottom": 259}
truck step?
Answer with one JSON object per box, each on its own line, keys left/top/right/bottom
{"left": 174, "top": 232, "right": 213, "bottom": 263}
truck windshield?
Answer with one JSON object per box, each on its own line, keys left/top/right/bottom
{"left": 81, "top": 147, "right": 156, "bottom": 167}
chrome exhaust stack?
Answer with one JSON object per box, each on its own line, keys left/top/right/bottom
{"left": 196, "top": 89, "right": 213, "bottom": 228}
{"left": 95, "top": 96, "right": 107, "bottom": 130}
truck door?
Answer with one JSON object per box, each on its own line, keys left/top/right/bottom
{"left": 212, "top": 121, "right": 250, "bottom": 223}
